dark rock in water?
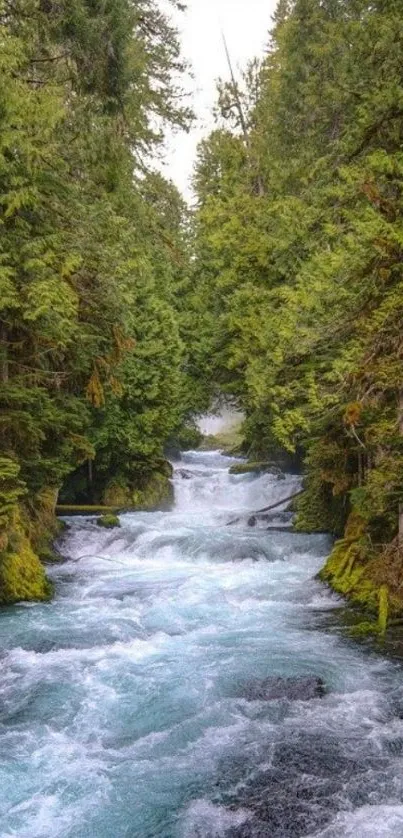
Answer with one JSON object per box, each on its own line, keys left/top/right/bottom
{"left": 229, "top": 461, "right": 276, "bottom": 476}
{"left": 235, "top": 510, "right": 295, "bottom": 529}
{"left": 242, "top": 511, "right": 294, "bottom": 530}
{"left": 178, "top": 469, "right": 193, "bottom": 480}
{"left": 241, "top": 675, "right": 326, "bottom": 702}
{"left": 222, "top": 544, "right": 271, "bottom": 562}
{"left": 214, "top": 729, "right": 388, "bottom": 838}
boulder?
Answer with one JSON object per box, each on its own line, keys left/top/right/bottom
{"left": 240, "top": 675, "right": 326, "bottom": 702}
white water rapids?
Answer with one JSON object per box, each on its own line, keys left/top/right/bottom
{"left": 2, "top": 451, "right": 403, "bottom": 837}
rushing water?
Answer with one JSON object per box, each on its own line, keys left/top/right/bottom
{"left": 2, "top": 452, "right": 403, "bottom": 837}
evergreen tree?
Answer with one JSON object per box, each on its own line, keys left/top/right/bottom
{"left": 0, "top": 0, "right": 194, "bottom": 601}
{"left": 192, "top": 0, "right": 403, "bottom": 617}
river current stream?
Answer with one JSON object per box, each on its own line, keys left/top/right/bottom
{"left": 2, "top": 451, "right": 403, "bottom": 837}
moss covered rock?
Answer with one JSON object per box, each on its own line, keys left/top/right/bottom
{"left": 319, "top": 512, "right": 377, "bottom": 606}
{"left": 319, "top": 512, "right": 403, "bottom": 634}
{"left": 130, "top": 472, "right": 174, "bottom": 511}
{"left": 320, "top": 537, "right": 379, "bottom": 610}
{"left": 294, "top": 474, "right": 346, "bottom": 536}
{"left": 103, "top": 467, "right": 174, "bottom": 512}
{"left": 229, "top": 461, "right": 277, "bottom": 476}
{"left": 0, "top": 510, "right": 52, "bottom": 605}
{"left": 102, "top": 481, "right": 130, "bottom": 508}
{"left": 97, "top": 514, "right": 121, "bottom": 529}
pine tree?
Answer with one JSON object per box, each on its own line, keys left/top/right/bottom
{"left": 191, "top": 0, "right": 403, "bottom": 616}
{"left": 0, "top": 0, "right": 193, "bottom": 601}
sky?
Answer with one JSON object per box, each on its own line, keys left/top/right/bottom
{"left": 161, "top": 0, "right": 278, "bottom": 199}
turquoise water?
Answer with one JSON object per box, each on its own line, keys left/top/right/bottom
{"left": 1, "top": 452, "right": 403, "bottom": 837}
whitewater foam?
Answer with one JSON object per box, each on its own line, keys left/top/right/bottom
{"left": 0, "top": 451, "right": 403, "bottom": 837}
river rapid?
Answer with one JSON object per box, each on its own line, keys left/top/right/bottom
{"left": 2, "top": 451, "right": 403, "bottom": 837}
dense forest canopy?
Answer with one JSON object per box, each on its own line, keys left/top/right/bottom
{"left": 1, "top": 0, "right": 403, "bottom": 617}
{"left": 0, "top": 0, "right": 201, "bottom": 600}
{"left": 191, "top": 0, "right": 403, "bottom": 614}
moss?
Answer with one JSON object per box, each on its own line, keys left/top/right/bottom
{"left": 0, "top": 510, "right": 52, "bottom": 605}
{"left": 155, "top": 459, "right": 174, "bottom": 479}
{"left": 319, "top": 512, "right": 403, "bottom": 622}
{"left": 38, "top": 544, "right": 63, "bottom": 563}
{"left": 0, "top": 484, "right": 60, "bottom": 605}
{"left": 294, "top": 473, "right": 346, "bottom": 535}
{"left": 319, "top": 518, "right": 379, "bottom": 612}
{"left": 129, "top": 472, "right": 174, "bottom": 511}
{"left": 97, "top": 514, "right": 121, "bottom": 529}
{"left": 103, "top": 469, "right": 174, "bottom": 512}
{"left": 344, "top": 588, "right": 389, "bottom": 639}
{"left": 0, "top": 548, "right": 52, "bottom": 604}
{"left": 102, "top": 481, "right": 130, "bottom": 508}
{"left": 348, "top": 620, "right": 380, "bottom": 637}
{"left": 378, "top": 585, "right": 389, "bottom": 635}
{"left": 229, "top": 461, "right": 277, "bottom": 476}
{"left": 344, "top": 511, "right": 368, "bottom": 542}
{"left": 0, "top": 530, "right": 8, "bottom": 553}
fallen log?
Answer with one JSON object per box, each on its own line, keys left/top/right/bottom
{"left": 226, "top": 489, "right": 303, "bottom": 526}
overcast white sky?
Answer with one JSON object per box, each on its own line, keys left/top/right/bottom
{"left": 161, "top": 0, "right": 278, "bottom": 199}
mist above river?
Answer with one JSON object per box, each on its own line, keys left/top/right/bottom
{"left": 197, "top": 410, "right": 244, "bottom": 438}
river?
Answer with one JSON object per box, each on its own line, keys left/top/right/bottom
{"left": 1, "top": 451, "right": 403, "bottom": 837}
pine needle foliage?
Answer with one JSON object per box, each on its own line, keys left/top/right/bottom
{"left": 192, "top": 0, "right": 403, "bottom": 605}
{"left": 0, "top": 0, "right": 195, "bottom": 561}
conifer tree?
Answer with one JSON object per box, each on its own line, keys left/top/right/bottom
{"left": 0, "top": 0, "right": 194, "bottom": 599}
{"left": 192, "top": 0, "right": 403, "bottom": 612}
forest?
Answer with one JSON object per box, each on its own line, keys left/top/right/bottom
{"left": 1, "top": 0, "right": 403, "bottom": 624}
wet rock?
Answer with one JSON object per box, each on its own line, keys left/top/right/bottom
{"left": 229, "top": 461, "right": 282, "bottom": 476}
{"left": 241, "top": 675, "right": 326, "bottom": 702}
{"left": 97, "top": 514, "right": 121, "bottom": 529}
{"left": 221, "top": 544, "right": 272, "bottom": 562}
{"left": 245, "top": 511, "right": 294, "bottom": 529}
{"left": 215, "top": 730, "right": 388, "bottom": 838}
{"left": 178, "top": 469, "right": 193, "bottom": 480}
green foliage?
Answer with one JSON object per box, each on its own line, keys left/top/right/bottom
{"left": 191, "top": 0, "right": 403, "bottom": 608}
{"left": 103, "top": 469, "right": 174, "bottom": 511}
{"left": 0, "top": 0, "right": 197, "bottom": 601}
{"left": 168, "top": 423, "right": 203, "bottom": 453}
{"left": 0, "top": 457, "right": 26, "bottom": 531}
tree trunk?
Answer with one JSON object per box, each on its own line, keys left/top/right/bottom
{"left": 227, "top": 489, "right": 303, "bottom": 526}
